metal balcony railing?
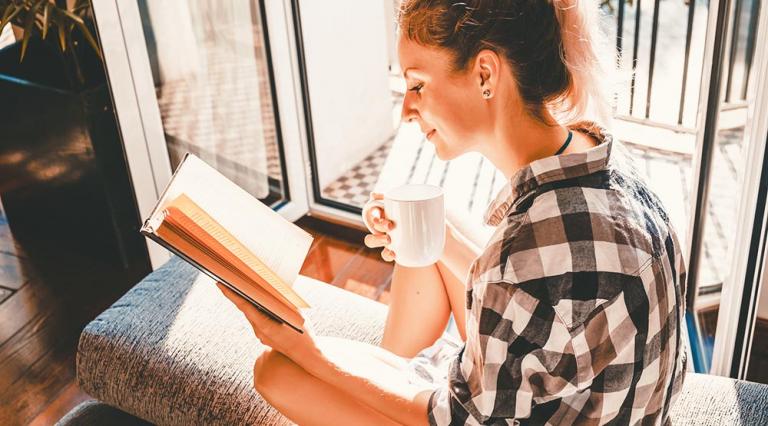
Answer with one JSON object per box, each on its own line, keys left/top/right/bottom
{"left": 602, "top": 0, "right": 760, "bottom": 130}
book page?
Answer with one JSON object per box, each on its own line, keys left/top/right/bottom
{"left": 154, "top": 220, "right": 305, "bottom": 331}
{"left": 145, "top": 154, "right": 313, "bottom": 287}
{"left": 165, "top": 194, "right": 309, "bottom": 308}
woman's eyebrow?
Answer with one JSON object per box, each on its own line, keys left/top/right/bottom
{"left": 403, "top": 68, "right": 427, "bottom": 82}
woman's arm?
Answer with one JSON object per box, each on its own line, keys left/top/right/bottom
{"left": 440, "top": 220, "right": 482, "bottom": 282}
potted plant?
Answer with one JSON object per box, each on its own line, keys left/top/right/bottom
{"left": 0, "top": 0, "right": 151, "bottom": 281}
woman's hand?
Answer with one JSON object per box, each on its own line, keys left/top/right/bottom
{"left": 362, "top": 192, "right": 396, "bottom": 262}
{"left": 216, "top": 282, "right": 319, "bottom": 365}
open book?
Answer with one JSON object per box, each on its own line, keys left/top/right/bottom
{"left": 141, "top": 154, "right": 314, "bottom": 333}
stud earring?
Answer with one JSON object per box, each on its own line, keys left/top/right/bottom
{"left": 482, "top": 89, "right": 492, "bottom": 99}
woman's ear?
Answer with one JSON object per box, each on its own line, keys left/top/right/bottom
{"left": 475, "top": 49, "right": 501, "bottom": 98}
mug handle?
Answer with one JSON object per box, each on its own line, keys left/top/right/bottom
{"left": 362, "top": 199, "right": 386, "bottom": 234}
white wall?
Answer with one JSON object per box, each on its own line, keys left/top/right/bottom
{"left": 383, "top": 0, "right": 399, "bottom": 70}
{"left": 0, "top": 23, "right": 15, "bottom": 50}
{"left": 298, "top": 0, "right": 395, "bottom": 189}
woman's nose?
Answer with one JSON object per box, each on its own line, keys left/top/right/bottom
{"left": 400, "top": 93, "right": 418, "bottom": 123}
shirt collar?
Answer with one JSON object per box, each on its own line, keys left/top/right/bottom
{"left": 484, "top": 122, "right": 614, "bottom": 226}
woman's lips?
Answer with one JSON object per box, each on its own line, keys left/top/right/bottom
{"left": 426, "top": 129, "right": 436, "bottom": 140}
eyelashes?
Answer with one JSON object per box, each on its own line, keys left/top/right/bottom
{"left": 408, "top": 83, "right": 424, "bottom": 94}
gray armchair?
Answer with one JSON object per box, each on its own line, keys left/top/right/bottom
{"left": 60, "top": 257, "right": 768, "bottom": 425}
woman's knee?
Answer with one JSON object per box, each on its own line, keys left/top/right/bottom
{"left": 253, "top": 349, "right": 295, "bottom": 404}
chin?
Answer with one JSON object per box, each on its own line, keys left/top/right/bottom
{"left": 434, "top": 149, "right": 455, "bottom": 161}
{"left": 433, "top": 141, "right": 463, "bottom": 161}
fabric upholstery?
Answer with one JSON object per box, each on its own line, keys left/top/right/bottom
{"left": 74, "top": 256, "right": 768, "bottom": 425}
{"left": 76, "top": 256, "right": 387, "bottom": 425}
{"left": 55, "top": 400, "right": 151, "bottom": 426}
{"left": 668, "top": 372, "right": 768, "bottom": 425}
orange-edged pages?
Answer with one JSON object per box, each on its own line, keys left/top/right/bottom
{"left": 164, "top": 194, "right": 309, "bottom": 310}
{"left": 155, "top": 217, "right": 305, "bottom": 332}
{"left": 140, "top": 153, "right": 314, "bottom": 334}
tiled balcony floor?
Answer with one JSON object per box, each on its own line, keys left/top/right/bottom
{"left": 153, "top": 38, "right": 284, "bottom": 202}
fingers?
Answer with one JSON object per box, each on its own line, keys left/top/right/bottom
{"left": 216, "top": 282, "right": 276, "bottom": 326}
{"left": 364, "top": 233, "right": 390, "bottom": 248}
{"left": 381, "top": 248, "right": 396, "bottom": 262}
{"left": 216, "top": 282, "right": 248, "bottom": 309}
{"left": 364, "top": 235, "right": 396, "bottom": 261}
{"left": 363, "top": 204, "right": 386, "bottom": 232}
{"left": 363, "top": 193, "right": 395, "bottom": 234}
{"left": 216, "top": 282, "right": 282, "bottom": 349}
{"left": 371, "top": 216, "right": 394, "bottom": 234}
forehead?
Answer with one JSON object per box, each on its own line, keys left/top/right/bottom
{"left": 397, "top": 33, "right": 454, "bottom": 76}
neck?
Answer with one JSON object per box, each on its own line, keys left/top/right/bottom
{"left": 479, "top": 105, "right": 570, "bottom": 180}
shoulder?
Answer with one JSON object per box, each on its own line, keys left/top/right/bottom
{"left": 473, "top": 179, "right": 655, "bottom": 283}
{"left": 469, "top": 178, "right": 664, "bottom": 325}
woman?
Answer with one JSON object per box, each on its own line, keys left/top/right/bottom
{"left": 218, "top": 0, "right": 688, "bottom": 424}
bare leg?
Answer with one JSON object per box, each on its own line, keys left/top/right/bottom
{"left": 254, "top": 338, "right": 429, "bottom": 426}
{"left": 380, "top": 261, "right": 467, "bottom": 358}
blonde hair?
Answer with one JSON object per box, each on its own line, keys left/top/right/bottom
{"left": 398, "top": 0, "right": 614, "bottom": 129}
{"left": 552, "top": 0, "right": 614, "bottom": 127}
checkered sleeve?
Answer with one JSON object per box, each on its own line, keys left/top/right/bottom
{"left": 429, "top": 280, "right": 579, "bottom": 424}
{"left": 429, "top": 275, "right": 648, "bottom": 425}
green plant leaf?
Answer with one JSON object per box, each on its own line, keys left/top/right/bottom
{"left": 19, "top": 1, "right": 41, "bottom": 61}
{"left": 40, "top": 1, "right": 49, "bottom": 39}
{"left": 57, "top": 9, "right": 66, "bottom": 52}
{"left": 73, "top": 3, "right": 89, "bottom": 14}
{"left": 0, "top": 4, "right": 22, "bottom": 35}
{"left": 76, "top": 20, "right": 100, "bottom": 60}
{"left": 60, "top": 8, "right": 83, "bottom": 25}
{"left": 1, "top": 3, "right": 15, "bottom": 24}
{"left": 2, "top": 1, "right": 102, "bottom": 64}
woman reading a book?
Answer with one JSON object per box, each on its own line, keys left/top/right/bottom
{"left": 217, "top": 0, "right": 688, "bottom": 424}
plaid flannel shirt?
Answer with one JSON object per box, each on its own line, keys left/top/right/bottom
{"left": 429, "top": 123, "right": 688, "bottom": 425}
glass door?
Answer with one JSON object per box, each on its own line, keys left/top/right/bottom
{"left": 684, "top": 0, "right": 768, "bottom": 376}
{"left": 744, "top": 228, "right": 768, "bottom": 384}
{"left": 92, "top": 0, "right": 310, "bottom": 268}
{"left": 706, "top": 0, "right": 768, "bottom": 376}
{"left": 289, "top": 0, "right": 504, "bottom": 244}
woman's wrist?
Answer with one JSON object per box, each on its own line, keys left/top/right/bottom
{"left": 291, "top": 338, "right": 326, "bottom": 375}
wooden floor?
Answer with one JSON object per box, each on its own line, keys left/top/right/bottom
{"left": 0, "top": 209, "right": 391, "bottom": 426}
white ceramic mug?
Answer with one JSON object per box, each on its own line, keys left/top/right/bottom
{"left": 363, "top": 184, "right": 445, "bottom": 267}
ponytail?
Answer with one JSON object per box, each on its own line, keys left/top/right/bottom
{"left": 552, "top": 0, "right": 615, "bottom": 129}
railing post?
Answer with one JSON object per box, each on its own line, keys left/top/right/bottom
{"left": 741, "top": 0, "right": 761, "bottom": 100}
{"left": 679, "top": 0, "right": 698, "bottom": 125}
{"left": 646, "top": 0, "right": 662, "bottom": 118}
{"left": 725, "top": 0, "right": 744, "bottom": 102}
{"left": 629, "top": 0, "right": 643, "bottom": 116}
